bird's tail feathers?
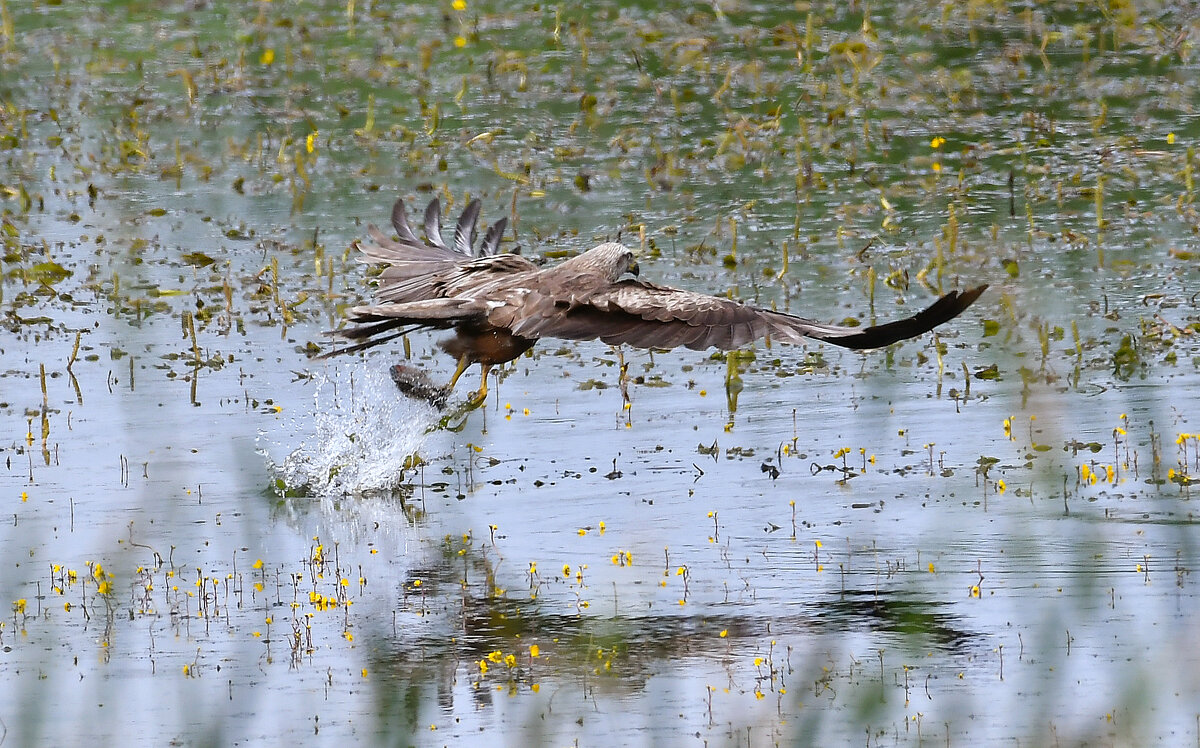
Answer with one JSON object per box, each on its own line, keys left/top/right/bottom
{"left": 314, "top": 321, "right": 423, "bottom": 358}
{"left": 315, "top": 297, "right": 486, "bottom": 359}
{"left": 346, "top": 297, "right": 487, "bottom": 324}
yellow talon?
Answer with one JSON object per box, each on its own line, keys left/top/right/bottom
{"left": 471, "top": 364, "right": 492, "bottom": 403}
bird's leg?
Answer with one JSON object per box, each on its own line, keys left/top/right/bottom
{"left": 467, "top": 364, "right": 492, "bottom": 405}
{"left": 445, "top": 354, "right": 471, "bottom": 391}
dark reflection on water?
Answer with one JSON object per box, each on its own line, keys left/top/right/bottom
{"left": 815, "top": 590, "right": 975, "bottom": 651}
{"left": 374, "top": 588, "right": 976, "bottom": 679}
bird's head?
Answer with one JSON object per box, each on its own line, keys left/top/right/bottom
{"left": 577, "top": 242, "right": 639, "bottom": 282}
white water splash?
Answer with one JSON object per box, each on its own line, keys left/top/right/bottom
{"left": 263, "top": 365, "right": 434, "bottom": 497}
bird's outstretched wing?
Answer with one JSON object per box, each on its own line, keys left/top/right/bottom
{"left": 319, "top": 197, "right": 524, "bottom": 357}
{"left": 358, "top": 197, "right": 512, "bottom": 304}
{"left": 495, "top": 279, "right": 988, "bottom": 352}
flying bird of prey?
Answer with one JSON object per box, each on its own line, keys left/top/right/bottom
{"left": 323, "top": 197, "right": 987, "bottom": 404}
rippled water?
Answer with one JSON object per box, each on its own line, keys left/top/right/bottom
{"left": 2, "top": 1, "right": 1199, "bottom": 746}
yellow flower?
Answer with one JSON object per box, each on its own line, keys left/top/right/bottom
{"left": 577, "top": 528, "right": 586, "bottom": 536}
{"left": 754, "top": 657, "right": 764, "bottom": 666}
{"left": 479, "top": 660, "right": 488, "bottom": 674}
{"left": 20, "top": 491, "right": 28, "bottom": 502}
{"left": 305, "top": 131, "right": 317, "bottom": 154}
{"left": 997, "top": 479, "right": 1006, "bottom": 494}
{"left": 14, "top": 599, "right": 26, "bottom": 614}
{"left": 1168, "top": 133, "right": 1176, "bottom": 145}
{"left": 260, "top": 49, "right": 275, "bottom": 65}
{"left": 362, "top": 668, "right": 368, "bottom": 678}
{"left": 252, "top": 559, "right": 263, "bottom": 569}
{"left": 488, "top": 650, "right": 503, "bottom": 663}
{"left": 454, "top": 36, "right": 467, "bottom": 48}
{"left": 719, "top": 630, "right": 728, "bottom": 638}
{"left": 530, "top": 644, "right": 540, "bottom": 658}
{"left": 930, "top": 136, "right": 946, "bottom": 149}
{"left": 504, "top": 654, "right": 516, "bottom": 668}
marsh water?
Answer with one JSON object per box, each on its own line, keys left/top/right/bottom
{"left": 3, "top": 2, "right": 1200, "bottom": 745}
